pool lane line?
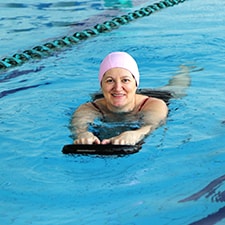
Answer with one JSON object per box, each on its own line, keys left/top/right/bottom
{"left": 0, "top": 0, "right": 188, "bottom": 72}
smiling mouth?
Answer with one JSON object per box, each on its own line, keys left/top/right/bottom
{"left": 112, "top": 93, "right": 125, "bottom": 97}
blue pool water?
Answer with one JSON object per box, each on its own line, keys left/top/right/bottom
{"left": 1, "top": 0, "right": 225, "bottom": 224}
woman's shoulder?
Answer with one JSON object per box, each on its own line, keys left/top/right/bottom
{"left": 137, "top": 93, "right": 166, "bottom": 102}
{"left": 136, "top": 94, "right": 159, "bottom": 104}
{"left": 136, "top": 94, "right": 168, "bottom": 111}
{"left": 136, "top": 93, "right": 149, "bottom": 101}
{"left": 93, "top": 97, "right": 105, "bottom": 106}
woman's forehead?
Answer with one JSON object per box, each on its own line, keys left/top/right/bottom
{"left": 104, "top": 68, "right": 133, "bottom": 77}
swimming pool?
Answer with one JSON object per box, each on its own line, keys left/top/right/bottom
{"left": 1, "top": 0, "right": 225, "bottom": 224}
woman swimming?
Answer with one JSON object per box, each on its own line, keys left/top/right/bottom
{"left": 70, "top": 51, "right": 190, "bottom": 145}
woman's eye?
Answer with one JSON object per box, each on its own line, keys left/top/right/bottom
{"left": 123, "top": 79, "right": 130, "bottom": 83}
{"left": 106, "top": 79, "right": 113, "bottom": 83}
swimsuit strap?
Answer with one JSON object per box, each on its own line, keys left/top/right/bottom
{"left": 138, "top": 97, "right": 149, "bottom": 112}
{"left": 92, "top": 97, "right": 149, "bottom": 115}
{"left": 91, "top": 102, "right": 105, "bottom": 118}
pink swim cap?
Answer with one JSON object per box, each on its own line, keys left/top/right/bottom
{"left": 98, "top": 52, "right": 140, "bottom": 86}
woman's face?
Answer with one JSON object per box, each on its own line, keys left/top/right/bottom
{"left": 101, "top": 67, "right": 137, "bottom": 112}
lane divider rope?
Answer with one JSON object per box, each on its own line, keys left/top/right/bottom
{"left": 0, "top": 0, "right": 187, "bottom": 71}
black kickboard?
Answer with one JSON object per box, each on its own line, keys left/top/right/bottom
{"left": 62, "top": 143, "right": 142, "bottom": 155}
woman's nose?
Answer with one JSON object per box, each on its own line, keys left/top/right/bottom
{"left": 114, "top": 81, "right": 123, "bottom": 91}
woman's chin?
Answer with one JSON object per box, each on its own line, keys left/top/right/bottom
{"left": 112, "top": 100, "right": 125, "bottom": 108}
{"left": 111, "top": 102, "right": 131, "bottom": 112}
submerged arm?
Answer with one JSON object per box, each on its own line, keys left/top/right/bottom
{"left": 71, "top": 103, "right": 101, "bottom": 144}
{"left": 102, "top": 98, "right": 168, "bottom": 145}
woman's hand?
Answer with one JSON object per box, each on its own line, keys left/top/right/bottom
{"left": 101, "top": 125, "right": 152, "bottom": 145}
{"left": 74, "top": 131, "right": 139, "bottom": 145}
{"left": 74, "top": 132, "right": 101, "bottom": 144}
{"left": 101, "top": 130, "right": 140, "bottom": 145}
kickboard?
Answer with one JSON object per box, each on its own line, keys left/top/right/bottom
{"left": 62, "top": 143, "right": 142, "bottom": 155}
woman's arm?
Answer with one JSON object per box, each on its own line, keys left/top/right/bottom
{"left": 101, "top": 98, "right": 168, "bottom": 145}
{"left": 70, "top": 103, "right": 101, "bottom": 144}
